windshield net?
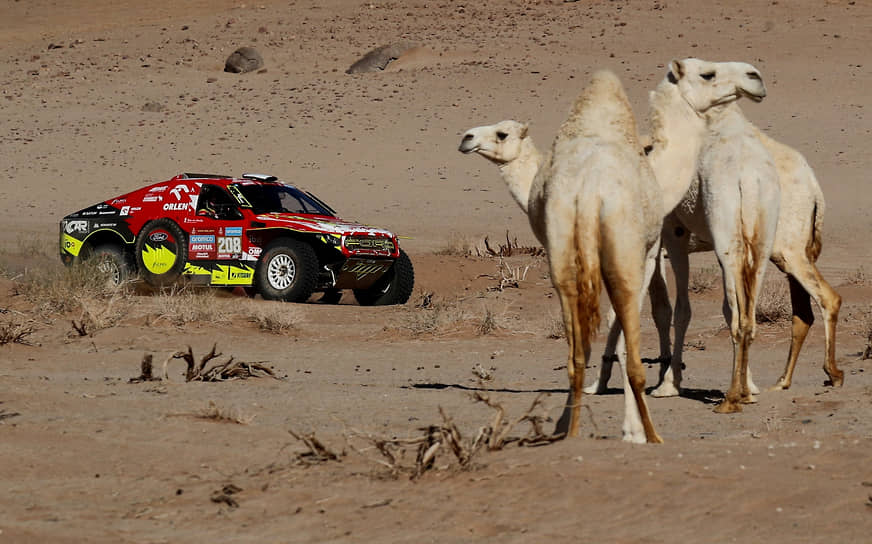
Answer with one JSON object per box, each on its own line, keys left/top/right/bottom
{"left": 232, "top": 184, "right": 334, "bottom": 215}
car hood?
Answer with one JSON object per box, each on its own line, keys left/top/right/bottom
{"left": 253, "top": 213, "right": 396, "bottom": 238}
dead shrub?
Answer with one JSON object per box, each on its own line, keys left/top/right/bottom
{"left": 434, "top": 232, "right": 477, "bottom": 257}
{"left": 13, "top": 260, "right": 125, "bottom": 315}
{"left": 845, "top": 267, "right": 869, "bottom": 286}
{"left": 196, "top": 400, "right": 256, "bottom": 425}
{"left": 146, "top": 287, "right": 232, "bottom": 327}
{"left": 246, "top": 303, "right": 301, "bottom": 334}
{"left": 0, "top": 312, "right": 35, "bottom": 345}
{"left": 755, "top": 276, "right": 791, "bottom": 324}
{"left": 480, "top": 231, "right": 545, "bottom": 258}
{"left": 862, "top": 311, "right": 872, "bottom": 360}
{"left": 161, "top": 344, "right": 280, "bottom": 382}
{"left": 347, "top": 392, "right": 561, "bottom": 480}
{"left": 689, "top": 265, "right": 720, "bottom": 294}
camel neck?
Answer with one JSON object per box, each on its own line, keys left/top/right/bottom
{"left": 498, "top": 137, "right": 543, "bottom": 214}
{"left": 648, "top": 82, "right": 707, "bottom": 212}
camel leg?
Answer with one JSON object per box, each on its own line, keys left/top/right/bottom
{"left": 603, "top": 240, "right": 663, "bottom": 444}
{"left": 583, "top": 307, "right": 619, "bottom": 395}
{"left": 771, "top": 261, "right": 843, "bottom": 389}
{"left": 713, "top": 256, "right": 749, "bottom": 414}
{"left": 653, "top": 225, "right": 689, "bottom": 398}
{"left": 648, "top": 248, "right": 674, "bottom": 378}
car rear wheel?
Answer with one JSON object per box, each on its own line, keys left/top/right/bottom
{"left": 255, "top": 238, "right": 318, "bottom": 302}
{"left": 135, "top": 218, "right": 187, "bottom": 288}
{"left": 353, "top": 249, "right": 414, "bottom": 306}
{"left": 82, "top": 243, "right": 131, "bottom": 286}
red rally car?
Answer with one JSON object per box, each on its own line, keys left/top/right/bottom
{"left": 59, "top": 173, "right": 414, "bottom": 305}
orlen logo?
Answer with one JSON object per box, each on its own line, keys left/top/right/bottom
{"left": 169, "top": 184, "right": 191, "bottom": 200}
{"left": 64, "top": 220, "right": 88, "bottom": 234}
{"left": 149, "top": 232, "right": 168, "bottom": 242}
{"left": 163, "top": 203, "right": 189, "bottom": 211}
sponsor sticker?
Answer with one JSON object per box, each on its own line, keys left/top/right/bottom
{"left": 224, "top": 227, "right": 243, "bottom": 236}
{"left": 248, "top": 247, "right": 262, "bottom": 257}
{"left": 190, "top": 243, "right": 214, "bottom": 251}
{"left": 190, "top": 235, "right": 216, "bottom": 244}
{"left": 149, "top": 232, "right": 168, "bottom": 242}
{"left": 64, "top": 220, "right": 88, "bottom": 234}
{"left": 120, "top": 206, "right": 130, "bottom": 216}
{"left": 163, "top": 203, "right": 189, "bottom": 211}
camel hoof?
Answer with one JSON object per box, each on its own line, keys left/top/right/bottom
{"left": 825, "top": 370, "right": 844, "bottom": 388}
{"left": 714, "top": 401, "right": 742, "bottom": 414}
{"left": 583, "top": 380, "right": 606, "bottom": 395}
{"left": 651, "top": 382, "right": 681, "bottom": 398}
{"left": 748, "top": 381, "right": 760, "bottom": 395}
{"left": 740, "top": 394, "right": 757, "bottom": 404}
{"left": 648, "top": 433, "right": 664, "bottom": 444}
{"left": 622, "top": 429, "right": 647, "bottom": 444}
{"left": 768, "top": 379, "right": 790, "bottom": 392}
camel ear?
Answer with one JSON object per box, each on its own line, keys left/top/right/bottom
{"left": 669, "top": 59, "right": 684, "bottom": 81}
{"left": 519, "top": 123, "right": 529, "bottom": 139}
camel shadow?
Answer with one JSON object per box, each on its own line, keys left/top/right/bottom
{"left": 409, "top": 383, "right": 565, "bottom": 395}
{"left": 588, "top": 385, "right": 725, "bottom": 406}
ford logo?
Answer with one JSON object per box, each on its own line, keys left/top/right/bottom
{"left": 149, "top": 232, "right": 168, "bottom": 242}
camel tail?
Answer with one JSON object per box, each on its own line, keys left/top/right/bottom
{"left": 807, "top": 201, "right": 824, "bottom": 262}
{"left": 574, "top": 202, "right": 603, "bottom": 344}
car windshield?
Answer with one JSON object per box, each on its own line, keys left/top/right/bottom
{"left": 230, "top": 183, "right": 335, "bottom": 216}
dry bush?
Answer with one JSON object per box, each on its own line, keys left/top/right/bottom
{"left": 755, "top": 276, "right": 792, "bottom": 324}
{"left": 160, "top": 344, "right": 280, "bottom": 382}
{"left": 146, "top": 287, "right": 233, "bottom": 327}
{"left": 544, "top": 312, "right": 565, "bottom": 339}
{"left": 434, "top": 232, "right": 477, "bottom": 257}
{"left": 862, "top": 310, "right": 872, "bottom": 360}
{"left": 479, "top": 231, "right": 545, "bottom": 258}
{"left": 346, "top": 392, "right": 560, "bottom": 480}
{"left": 476, "top": 306, "right": 501, "bottom": 336}
{"left": 689, "top": 265, "right": 721, "bottom": 294}
{"left": 196, "top": 400, "right": 256, "bottom": 425}
{"left": 245, "top": 302, "right": 301, "bottom": 334}
{"left": 0, "top": 312, "right": 35, "bottom": 345}
{"left": 70, "top": 291, "right": 131, "bottom": 336}
{"left": 844, "top": 267, "right": 869, "bottom": 286}
{"left": 398, "top": 295, "right": 468, "bottom": 336}
{"left": 399, "top": 297, "right": 508, "bottom": 337}
{"left": 13, "top": 261, "right": 126, "bottom": 315}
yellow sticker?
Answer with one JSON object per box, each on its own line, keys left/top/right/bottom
{"left": 141, "top": 244, "right": 177, "bottom": 274}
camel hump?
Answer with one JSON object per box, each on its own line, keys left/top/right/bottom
{"left": 556, "top": 69, "right": 639, "bottom": 147}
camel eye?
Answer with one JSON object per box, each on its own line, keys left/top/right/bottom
{"left": 700, "top": 72, "right": 715, "bottom": 81}
{"left": 747, "top": 71, "right": 761, "bottom": 81}
{"left": 496, "top": 131, "right": 508, "bottom": 141}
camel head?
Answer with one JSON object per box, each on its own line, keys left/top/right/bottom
{"left": 669, "top": 58, "right": 766, "bottom": 113}
{"left": 458, "top": 120, "right": 530, "bottom": 165}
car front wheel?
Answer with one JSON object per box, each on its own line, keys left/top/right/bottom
{"left": 353, "top": 249, "right": 414, "bottom": 306}
{"left": 255, "top": 238, "right": 318, "bottom": 302}
{"left": 82, "top": 243, "right": 131, "bottom": 286}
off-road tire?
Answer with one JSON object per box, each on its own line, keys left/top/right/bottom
{"left": 353, "top": 249, "right": 414, "bottom": 306}
{"left": 83, "top": 243, "right": 132, "bottom": 286}
{"left": 255, "top": 238, "right": 318, "bottom": 302}
{"left": 135, "top": 218, "right": 187, "bottom": 288}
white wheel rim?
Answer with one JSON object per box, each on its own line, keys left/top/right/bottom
{"left": 267, "top": 253, "right": 296, "bottom": 290}
{"left": 97, "top": 257, "right": 121, "bottom": 285}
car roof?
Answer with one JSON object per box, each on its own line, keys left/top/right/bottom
{"left": 169, "top": 173, "right": 281, "bottom": 187}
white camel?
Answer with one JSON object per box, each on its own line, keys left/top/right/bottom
{"left": 460, "top": 70, "right": 664, "bottom": 443}
{"left": 590, "top": 59, "right": 843, "bottom": 399}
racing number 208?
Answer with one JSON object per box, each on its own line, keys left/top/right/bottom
{"left": 218, "top": 236, "right": 242, "bottom": 254}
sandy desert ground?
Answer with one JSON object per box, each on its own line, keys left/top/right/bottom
{"left": 1, "top": 0, "right": 871, "bottom": 542}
